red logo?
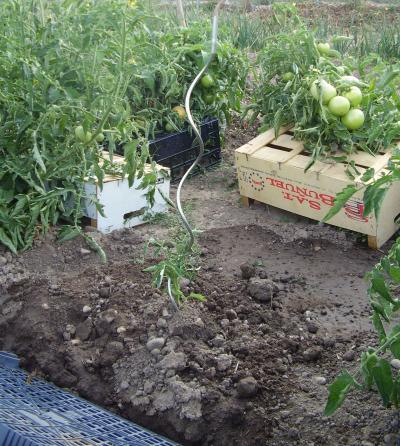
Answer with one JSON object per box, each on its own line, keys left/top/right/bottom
{"left": 344, "top": 199, "right": 368, "bottom": 222}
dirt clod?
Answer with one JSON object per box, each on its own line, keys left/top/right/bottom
{"left": 240, "top": 263, "right": 256, "bottom": 280}
{"left": 247, "top": 277, "right": 277, "bottom": 302}
{"left": 237, "top": 376, "right": 258, "bottom": 398}
{"left": 306, "top": 321, "right": 319, "bottom": 334}
{"left": 303, "top": 347, "right": 323, "bottom": 362}
{"left": 343, "top": 350, "right": 356, "bottom": 362}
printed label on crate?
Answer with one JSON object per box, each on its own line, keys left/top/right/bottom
{"left": 238, "top": 166, "right": 369, "bottom": 224}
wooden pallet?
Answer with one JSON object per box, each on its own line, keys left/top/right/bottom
{"left": 235, "top": 127, "right": 400, "bottom": 249}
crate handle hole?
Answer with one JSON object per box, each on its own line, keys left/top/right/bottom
{"left": 124, "top": 208, "right": 146, "bottom": 222}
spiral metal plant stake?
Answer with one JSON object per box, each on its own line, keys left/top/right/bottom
{"left": 167, "top": 0, "right": 225, "bottom": 311}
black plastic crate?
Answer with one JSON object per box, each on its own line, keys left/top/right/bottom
{"left": 148, "top": 117, "right": 221, "bottom": 182}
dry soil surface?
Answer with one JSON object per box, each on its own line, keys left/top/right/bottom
{"left": 0, "top": 121, "right": 399, "bottom": 446}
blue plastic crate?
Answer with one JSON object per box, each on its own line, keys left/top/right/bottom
{"left": 0, "top": 353, "right": 180, "bottom": 446}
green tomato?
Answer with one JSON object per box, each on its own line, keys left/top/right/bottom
{"left": 336, "top": 66, "right": 346, "bottom": 75}
{"left": 165, "top": 122, "right": 175, "bottom": 133}
{"left": 341, "top": 108, "right": 365, "bottom": 130}
{"left": 75, "top": 125, "right": 86, "bottom": 142}
{"left": 85, "top": 131, "right": 92, "bottom": 143}
{"left": 317, "top": 42, "right": 330, "bottom": 55}
{"left": 282, "top": 72, "right": 294, "bottom": 82}
{"left": 343, "top": 86, "right": 362, "bottom": 107}
{"left": 340, "top": 75, "right": 367, "bottom": 88}
{"left": 95, "top": 132, "right": 105, "bottom": 143}
{"left": 327, "top": 49, "right": 341, "bottom": 58}
{"left": 201, "top": 74, "right": 215, "bottom": 89}
{"left": 75, "top": 126, "right": 92, "bottom": 143}
{"left": 310, "top": 79, "right": 337, "bottom": 105}
{"left": 203, "top": 93, "right": 215, "bottom": 105}
{"left": 328, "top": 96, "right": 351, "bottom": 117}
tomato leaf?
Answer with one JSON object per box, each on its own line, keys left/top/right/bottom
{"left": 324, "top": 370, "right": 358, "bottom": 416}
{"left": 322, "top": 185, "right": 358, "bottom": 222}
{"left": 372, "top": 359, "right": 394, "bottom": 407}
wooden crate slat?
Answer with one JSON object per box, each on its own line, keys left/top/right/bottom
{"left": 237, "top": 126, "right": 290, "bottom": 155}
{"left": 347, "top": 151, "right": 381, "bottom": 168}
{"left": 286, "top": 154, "right": 328, "bottom": 173}
{"left": 252, "top": 147, "right": 287, "bottom": 162}
{"left": 322, "top": 162, "right": 366, "bottom": 183}
{"left": 272, "top": 133, "right": 304, "bottom": 150}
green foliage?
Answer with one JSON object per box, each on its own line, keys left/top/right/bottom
{"left": 246, "top": 5, "right": 400, "bottom": 167}
{"left": 325, "top": 154, "right": 400, "bottom": 412}
{"left": 142, "top": 204, "right": 205, "bottom": 307}
{"left": 0, "top": 0, "right": 155, "bottom": 252}
{"left": 0, "top": 0, "right": 248, "bottom": 253}
{"left": 131, "top": 21, "right": 248, "bottom": 135}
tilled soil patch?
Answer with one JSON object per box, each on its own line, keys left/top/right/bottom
{"left": 0, "top": 225, "right": 398, "bottom": 445}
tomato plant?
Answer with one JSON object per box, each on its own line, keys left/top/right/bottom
{"left": 245, "top": 6, "right": 400, "bottom": 169}
{"left": 0, "top": 0, "right": 157, "bottom": 253}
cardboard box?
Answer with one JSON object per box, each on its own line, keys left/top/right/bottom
{"left": 84, "top": 153, "right": 170, "bottom": 233}
{"left": 235, "top": 127, "right": 400, "bottom": 249}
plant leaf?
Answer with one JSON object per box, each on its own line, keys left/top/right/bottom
{"left": 372, "top": 359, "right": 394, "bottom": 407}
{"left": 324, "top": 370, "right": 358, "bottom": 416}
{"left": 322, "top": 185, "right": 358, "bottom": 222}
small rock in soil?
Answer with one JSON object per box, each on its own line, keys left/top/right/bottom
{"left": 82, "top": 305, "right": 92, "bottom": 314}
{"left": 146, "top": 337, "right": 166, "bottom": 352}
{"left": 117, "top": 326, "right": 126, "bottom": 334}
{"left": 343, "top": 350, "right": 356, "bottom": 362}
{"left": 80, "top": 248, "right": 91, "bottom": 256}
{"left": 306, "top": 321, "right": 319, "bottom": 334}
{"left": 237, "top": 376, "right": 258, "bottom": 398}
{"left": 65, "top": 324, "right": 76, "bottom": 335}
{"left": 303, "top": 347, "right": 322, "bottom": 362}
{"left": 247, "top": 277, "right": 277, "bottom": 302}
{"left": 240, "top": 263, "right": 256, "bottom": 280}
{"left": 0, "top": 256, "right": 7, "bottom": 266}
{"left": 391, "top": 359, "right": 400, "bottom": 369}
{"left": 313, "top": 376, "right": 327, "bottom": 385}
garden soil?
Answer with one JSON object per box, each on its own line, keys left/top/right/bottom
{"left": 0, "top": 120, "right": 399, "bottom": 446}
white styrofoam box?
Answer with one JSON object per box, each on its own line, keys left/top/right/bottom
{"left": 83, "top": 154, "right": 170, "bottom": 233}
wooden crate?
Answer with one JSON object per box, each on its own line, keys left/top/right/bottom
{"left": 83, "top": 152, "right": 170, "bottom": 233}
{"left": 235, "top": 127, "right": 400, "bottom": 249}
